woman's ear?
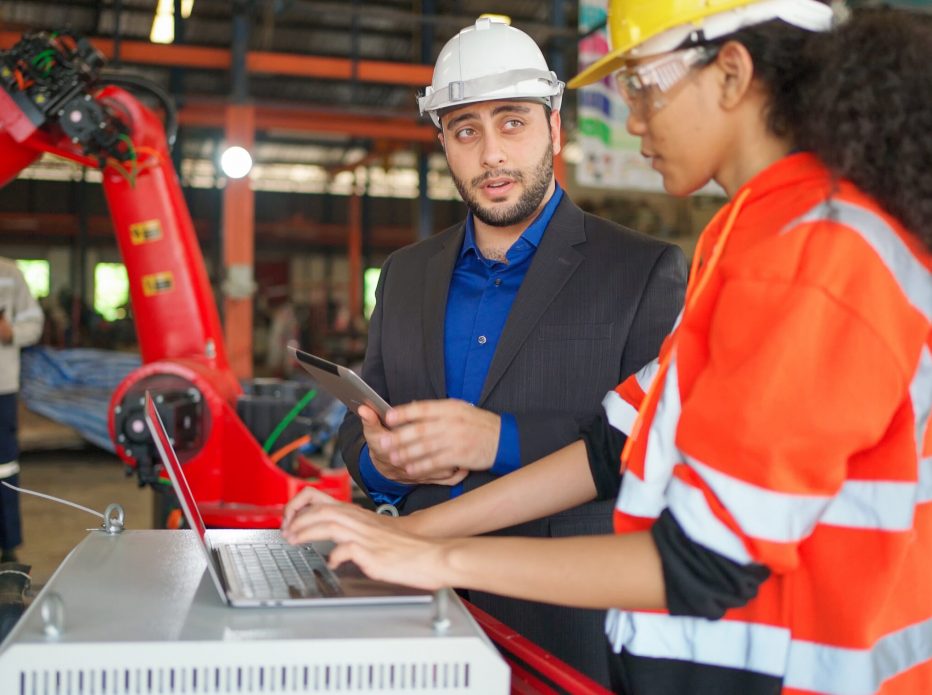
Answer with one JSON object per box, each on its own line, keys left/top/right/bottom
{"left": 714, "top": 41, "right": 756, "bottom": 110}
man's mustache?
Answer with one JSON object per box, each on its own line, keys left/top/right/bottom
{"left": 470, "top": 169, "right": 525, "bottom": 188}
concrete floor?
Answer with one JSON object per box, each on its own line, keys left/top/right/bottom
{"left": 15, "top": 407, "right": 154, "bottom": 594}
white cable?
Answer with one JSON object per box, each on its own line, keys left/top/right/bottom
{"left": 0, "top": 480, "right": 104, "bottom": 520}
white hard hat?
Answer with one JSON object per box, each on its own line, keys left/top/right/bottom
{"left": 418, "top": 17, "right": 565, "bottom": 127}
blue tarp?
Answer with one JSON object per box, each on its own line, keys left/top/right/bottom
{"left": 19, "top": 347, "right": 348, "bottom": 458}
{"left": 20, "top": 347, "right": 141, "bottom": 452}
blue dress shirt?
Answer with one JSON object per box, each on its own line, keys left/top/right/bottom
{"left": 361, "top": 184, "right": 565, "bottom": 505}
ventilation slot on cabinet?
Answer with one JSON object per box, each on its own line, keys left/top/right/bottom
{"left": 18, "top": 661, "right": 472, "bottom": 693}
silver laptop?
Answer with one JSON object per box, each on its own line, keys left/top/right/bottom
{"left": 143, "top": 392, "right": 431, "bottom": 607}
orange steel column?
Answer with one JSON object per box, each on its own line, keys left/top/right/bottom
{"left": 348, "top": 187, "right": 363, "bottom": 320}
{"left": 222, "top": 103, "right": 256, "bottom": 379}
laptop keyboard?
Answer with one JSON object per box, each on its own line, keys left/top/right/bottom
{"left": 224, "top": 543, "right": 342, "bottom": 600}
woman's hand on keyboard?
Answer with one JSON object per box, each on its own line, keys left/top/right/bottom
{"left": 281, "top": 497, "right": 450, "bottom": 590}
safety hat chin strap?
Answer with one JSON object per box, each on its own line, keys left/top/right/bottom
{"left": 417, "top": 68, "right": 565, "bottom": 119}
{"left": 629, "top": 0, "right": 836, "bottom": 58}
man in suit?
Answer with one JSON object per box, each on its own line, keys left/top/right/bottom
{"left": 336, "top": 18, "right": 686, "bottom": 685}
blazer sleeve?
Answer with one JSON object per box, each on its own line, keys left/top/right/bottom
{"left": 337, "top": 253, "right": 394, "bottom": 496}
{"left": 619, "top": 244, "right": 687, "bottom": 378}
{"left": 512, "top": 243, "right": 686, "bottom": 467}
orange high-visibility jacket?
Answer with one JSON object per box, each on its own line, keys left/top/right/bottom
{"left": 604, "top": 153, "right": 932, "bottom": 694}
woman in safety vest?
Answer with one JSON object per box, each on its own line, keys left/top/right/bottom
{"left": 283, "top": 1, "right": 932, "bottom": 692}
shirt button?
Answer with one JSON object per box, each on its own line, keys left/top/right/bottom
{"left": 478, "top": 335, "right": 487, "bottom": 345}
{"left": 494, "top": 278, "right": 502, "bottom": 287}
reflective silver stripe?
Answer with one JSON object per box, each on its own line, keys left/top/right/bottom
{"left": 642, "top": 359, "right": 682, "bottom": 483}
{"left": 820, "top": 478, "right": 917, "bottom": 531}
{"left": 604, "top": 610, "right": 790, "bottom": 677}
{"left": 919, "top": 457, "right": 932, "bottom": 505}
{"left": 672, "top": 293, "right": 931, "bottom": 540}
{"left": 0, "top": 461, "right": 20, "bottom": 478}
{"left": 615, "top": 359, "right": 683, "bottom": 519}
{"left": 634, "top": 357, "right": 660, "bottom": 393}
{"left": 0, "top": 277, "right": 13, "bottom": 287}
{"left": 911, "top": 346, "right": 932, "bottom": 461}
{"left": 785, "top": 200, "right": 932, "bottom": 322}
{"left": 683, "top": 455, "right": 831, "bottom": 543}
{"left": 908, "top": 346, "right": 932, "bottom": 507}
{"left": 615, "top": 471, "right": 668, "bottom": 519}
{"left": 684, "top": 453, "right": 925, "bottom": 537}
{"left": 785, "top": 614, "right": 932, "bottom": 695}
{"left": 605, "top": 610, "right": 932, "bottom": 695}
{"left": 670, "top": 307, "right": 684, "bottom": 332}
{"left": 667, "top": 475, "right": 753, "bottom": 563}
{"left": 603, "top": 359, "right": 661, "bottom": 435}
{"left": 603, "top": 390, "right": 638, "bottom": 436}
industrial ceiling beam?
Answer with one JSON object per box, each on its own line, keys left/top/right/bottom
{"left": 0, "top": 31, "right": 433, "bottom": 86}
{"left": 286, "top": 1, "right": 581, "bottom": 40}
{"left": 0, "top": 212, "right": 416, "bottom": 249}
{"left": 178, "top": 101, "right": 437, "bottom": 143}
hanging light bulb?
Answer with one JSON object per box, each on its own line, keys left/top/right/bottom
{"left": 219, "top": 146, "right": 253, "bottom": 179}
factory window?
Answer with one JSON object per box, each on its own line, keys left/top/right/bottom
{"left": 15, "top": 259, "right": 50, "bottom": 298}
{"left": 94, "top": 262, "right": 130, "bottom": 321}
{"left": 364, "top": 267, "right": 381, "bottom": 321}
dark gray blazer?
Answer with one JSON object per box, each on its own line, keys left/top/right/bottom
{"left": 338, "top": 195, "right": 686, "bottom": 686}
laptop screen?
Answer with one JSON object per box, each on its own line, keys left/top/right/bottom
{"left": 144, "top": 392, "right": 209, "bottom": 543}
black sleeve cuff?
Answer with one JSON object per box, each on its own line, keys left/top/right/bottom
{"left": 651, "top": 508, "right": 771, "bottom": 619}
{"left": 579, "top": 411, "right": 626, "bottom": 501}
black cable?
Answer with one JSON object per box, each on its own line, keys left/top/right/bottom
{"left": 99, "top": 71, "right": 178, "bottom": 150}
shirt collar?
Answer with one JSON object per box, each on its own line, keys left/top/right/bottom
{"left": 461, "top": 182, "right": 564, "bottom": 260}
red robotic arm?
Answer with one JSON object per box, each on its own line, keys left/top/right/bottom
{"left": 0, "top": 32, "right": 349, "bottom": 526}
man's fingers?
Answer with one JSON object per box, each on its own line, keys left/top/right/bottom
{"left": 404, "top": 457, "right": 455, "bottom": 478}
{"left": 358, "top": 404, "right": 385, "bottom": 428}
{"left": 384, "top": 399, "right": 459, "bottom": 428}
{"left": 387, "top": 430, "right": 448, "bottom": 466}
{"left": 384, "top": 400, "right": 425, "bottom": 428}
{"left": 430, "top": 467, "right": 469, "bottom": 486}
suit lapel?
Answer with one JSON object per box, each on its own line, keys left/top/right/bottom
{"left": 479, "top": 198, "right": 586, "bottom": 405}
{"left": 422, "top": 223, "right": 466, "bottom": 398}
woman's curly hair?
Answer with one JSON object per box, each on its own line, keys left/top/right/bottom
{"left": 800, "top": 8, "right": 932, "bottom": 251}
{"left": 710, "top": 8, "right": 932, "bottom": 251}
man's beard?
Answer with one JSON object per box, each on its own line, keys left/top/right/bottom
{"left": 452, "top": 142, "right": 554, "bottom": 228}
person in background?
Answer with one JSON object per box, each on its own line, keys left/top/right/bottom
{"left": 334, "top": 16, "right": 686, "bottom": 684}
{"left": 285, "top": 2, "right": 932, "bottom": 693}
{"left": 0, "top": 257, "right": 44, "bottom": 563}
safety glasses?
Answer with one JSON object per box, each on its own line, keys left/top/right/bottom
{"left": 614, "top": 46, "right": 719, "bottom": 120}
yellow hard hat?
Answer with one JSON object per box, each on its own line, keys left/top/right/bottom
{"left": 568, "top": 0, "right": 834, "bottom": 88}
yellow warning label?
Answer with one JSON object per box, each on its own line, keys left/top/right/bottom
{"left": 142, "top": 272, "right": 174, "bottom": 296}
{"left": 130, "top": 219, "right": 163, "bottom": 245}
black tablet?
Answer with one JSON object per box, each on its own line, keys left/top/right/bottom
{"left": 289, "top": 347, "right": 390, "bottom": 422}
